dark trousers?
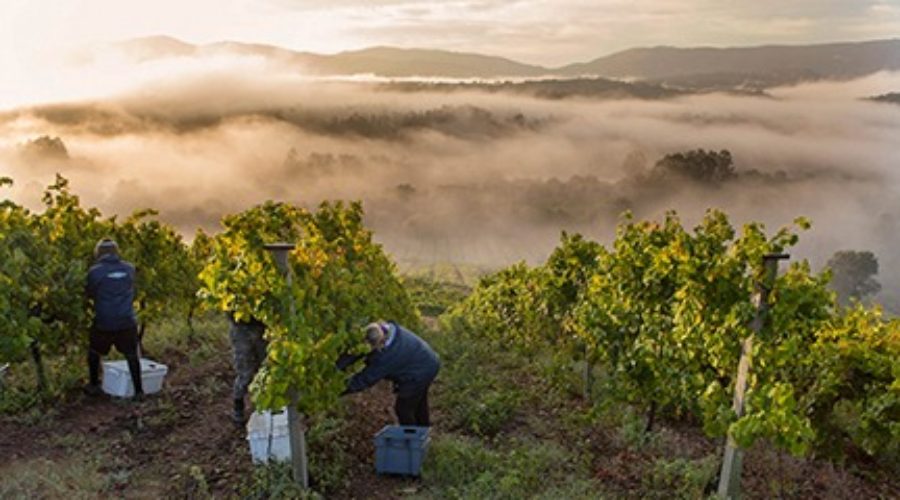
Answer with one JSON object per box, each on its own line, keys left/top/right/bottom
{"left": 229, "top": 320, "right": 267, "bottom": 401}
{"left": 394, "top": 387, "right": 431, "bottom": 426}
{"left": 89, "top": 325, "right": 143, "bottom": 395}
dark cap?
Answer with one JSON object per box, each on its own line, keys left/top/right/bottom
{"left": 94, "top": 238, "right": 120, "bottom": 259}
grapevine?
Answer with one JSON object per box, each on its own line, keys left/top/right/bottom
{"left": 447, "top": 209, "right": 899, "bottom": 459}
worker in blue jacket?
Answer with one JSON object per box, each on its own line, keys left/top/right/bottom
{"left": 84, "top": 238, "right": 143, "bottom": 400}
{"left": 341, "top": 321, "right": 440, "bottom": 426}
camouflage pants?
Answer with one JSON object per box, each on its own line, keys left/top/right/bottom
{"left": 230, "top": 321, "right": 267, "bottom": 400}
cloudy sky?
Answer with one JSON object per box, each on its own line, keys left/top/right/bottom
{"left": 0, "top": 0, "right": 898, "bottom": 108}
{"left": 3, "top": 0, "right": 899, "bottom": 67}
{"left": 1, "top": 1, "right": 899, "bottom": 270}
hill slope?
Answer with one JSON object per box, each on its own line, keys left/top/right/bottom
{"left": 112, "top": 37, "right": 900, "bottom": 87}
{"left": 115, "top": 37, "right": 547, "bottom": 78}
{"left": 559, "top": 39, "right": 900, "bottom": 88}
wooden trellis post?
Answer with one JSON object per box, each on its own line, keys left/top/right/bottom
{"left": 717, "top": 253, "right": 789, "bottom": 499}
{"left": 264, "top": 243, "right": 309, "bottom": 489}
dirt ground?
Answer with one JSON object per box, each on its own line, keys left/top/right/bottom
{"left": 0, "top": 346, "right": 418, "bottom": 499}
{"left": 1, "top": 333, "right": 897, "bottom": 499}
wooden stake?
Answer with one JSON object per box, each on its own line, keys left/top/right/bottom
{"left": 264, "top": 243, "right": 309, "bottom": 489}
{"left": 717, "top": 253, "right": 788, "bottom": 499}
{"left": 287, "top": 389, "right": 309, "bottom": 488}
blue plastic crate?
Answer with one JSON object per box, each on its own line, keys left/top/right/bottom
{"left": 374, "top": 425, "right": 430, "bottom": 476}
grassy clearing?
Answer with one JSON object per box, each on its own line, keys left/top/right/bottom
{"left": 417, "top": 434, "right": 597, "bottom": 500}
{"left": 404, "top": 277, "right": 472, "bottom": 317}
{"left": 414, "top": 320, "right": 607, "bottom": 498}
{"left": 0, "top": 456, "right": 108, "bottom": 499}
{"left": 398, "top": 261, "right": 493, "bottom": 288}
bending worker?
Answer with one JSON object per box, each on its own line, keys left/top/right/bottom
{"left": 84, "top": 238, "right": 143, "bottom": 401}
{"left": 342, "top": 321, "right": 440, "bottom": 426}
{"left": 228, "top": 314, "right": 267, "bottom": 425}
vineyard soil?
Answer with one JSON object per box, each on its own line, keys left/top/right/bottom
{"left": 0, "top": 313, "right": 897, "bottom": 498}
{"left": 0, "top": 318, "right": 416, "bottom": 498}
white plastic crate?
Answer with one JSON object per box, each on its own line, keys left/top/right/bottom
{"left": 246, "top": 408, "right": 291, "bottom": 464}
{"left": 101, "top": 358, "right": 168, "bottom": 397}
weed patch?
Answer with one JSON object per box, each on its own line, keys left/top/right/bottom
{"left": 641, "top": 454, "right": 718, "bottom": 499}
{"left": 0, "top": 456, "right": 106, "bottom": 499}
{"left": 418, "top": 434, "right": 596, "bottom": 499}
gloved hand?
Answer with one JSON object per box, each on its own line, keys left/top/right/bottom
{"left": 336, "top": 353, "right": 364, "bottom": 371}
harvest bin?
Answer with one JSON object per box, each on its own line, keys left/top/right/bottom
{"left": 101, "top": 358, "right": 168, "bottom": 397}
{"left": 374, "top": 425, "right": 430, "bottom": 476}
{"left": 246, "top": 408, "right": 291, "bottom": 464}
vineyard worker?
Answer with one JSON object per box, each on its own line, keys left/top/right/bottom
{"left": 342, "top": 321, "right": 440, "bottom": 426}
{"left": 84, "top": 238, "right": 144, "bottom": 401}
{"left": 228, "top": 314, "right": 267, "bottom": 426}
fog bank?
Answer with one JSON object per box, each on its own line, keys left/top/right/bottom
{"left": 2, "top": 65, "right": 899, "bottom": 297}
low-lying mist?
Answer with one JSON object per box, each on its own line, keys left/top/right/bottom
{"left": 1, "top": 62, "right": 899, "bottom": 302}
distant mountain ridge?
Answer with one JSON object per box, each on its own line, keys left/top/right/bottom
{"left": 559, "top": 39, "right": 900, "bottom": 89}
{"left": 114, "top": 36, "right": 547, "bottom": 78}
{"left": 112, "top": 36, "right": 900, "bottom": 87}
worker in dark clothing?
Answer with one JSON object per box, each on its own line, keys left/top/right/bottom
{"left": 84, "top": 238, "right": 143, "bottom": 401}
{"left": 229, "top": 314, "right": 267, "bottom": 425}
{"left": 342, "top": 321, "right": 440, "bottom": 426}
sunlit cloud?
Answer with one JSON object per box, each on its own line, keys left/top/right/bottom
{"left": 3, "top": 1, "right": 898, "bottom": 68}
